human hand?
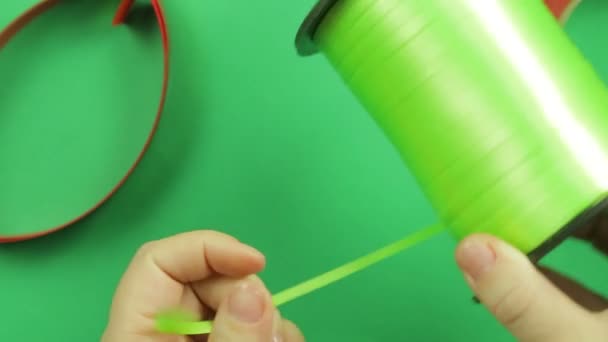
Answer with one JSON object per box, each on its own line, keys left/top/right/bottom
{"left": 455, "top": 212, "right": 608, "bottom": 342}
{"left": 101, "top": 230, "right": 305, "bottom": 342}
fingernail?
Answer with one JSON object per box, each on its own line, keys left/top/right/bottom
{"left": 272, "top": 310, "right": 283, "bottom": 342}
{"left": 457, "top": 239, "right": 496, "bottom": 283}
{"left": 228, "top": 284, "right": 266, "bottom": 323}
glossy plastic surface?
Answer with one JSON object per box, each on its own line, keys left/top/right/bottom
{"left": 315, "top": 0, "right": 608, "bottom": 253}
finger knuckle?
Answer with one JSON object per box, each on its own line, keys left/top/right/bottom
{"left": 135, "top": 240, "right": 161, "bottom": 258}
{"left": 491, "top": 281, "right": 535, "bottom": 327}
{"left": 246, "top": 274, "right": 265, "bottom": 288}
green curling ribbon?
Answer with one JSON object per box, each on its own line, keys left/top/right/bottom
{"left": 155, "top": 224, "right": 445, "bottom": 335}
{"left": 310, "top": 0, "right": 608, "bottom": 255}
{"left": 157, "top": 0, "right": 608, "bottom": 335}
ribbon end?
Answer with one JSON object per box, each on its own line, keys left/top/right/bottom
{"left": 544, "top": 0, "right": 582, "bottom": 24}
{"left": 112, "top": 0, "right": 136, "bottom": 25}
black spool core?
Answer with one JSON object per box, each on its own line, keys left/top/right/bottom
{"left": 295, "top": 0, "right": 339, "bottom": 56}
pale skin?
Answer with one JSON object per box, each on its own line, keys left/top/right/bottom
{"left": 102, "top": 215, "right": 608, "bottom": 341}
{"left": 455, "top": 212, "right": 608, "bottom": 342}
{"left": 101, "top": 230, "right": 305, "bottom": 342}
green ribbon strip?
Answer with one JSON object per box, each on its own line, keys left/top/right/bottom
{"left": 155, "top": 223, "right": 445, "bottom": 335}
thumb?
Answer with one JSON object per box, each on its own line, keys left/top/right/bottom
{"left": 455, "top": 234, "right": 595, "bottom": 342}
{"left": 209, "top": 281, "right": 279, "bottom": 342}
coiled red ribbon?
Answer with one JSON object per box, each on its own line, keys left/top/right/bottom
{"left": 0, "top": 0, "right": 169, "bottom": 242}
{"left": 545, "top": 0, "right": 581, "bottom": 23}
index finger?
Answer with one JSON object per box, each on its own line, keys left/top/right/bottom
{"left": 129, "top": 230, "right": 265, "bottom": 283}
{"left": 107, "top": 230, "right": 266, "bottom": 324}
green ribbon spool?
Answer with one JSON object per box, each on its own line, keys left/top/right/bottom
{"left": 295, "top": 0, "right": 608, "bottom": 259}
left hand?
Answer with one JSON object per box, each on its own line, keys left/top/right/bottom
{"left": 101, "top": 230, "right": 305, "bottom": 341}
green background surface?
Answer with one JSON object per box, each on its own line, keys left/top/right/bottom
{"left": 0, "top": 0, "right": 606, "bottom": 341}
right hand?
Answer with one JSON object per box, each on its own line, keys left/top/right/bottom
{"left": 455, "top": 212, "right": 608, "bottom": 341}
